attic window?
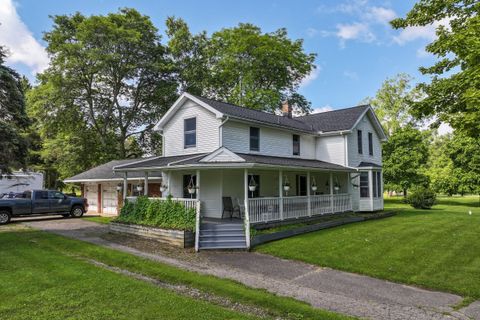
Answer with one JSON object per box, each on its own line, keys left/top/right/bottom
{"left": 184, "top": 117, "right": 196, "bottom": 148}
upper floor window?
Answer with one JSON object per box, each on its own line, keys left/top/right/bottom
{"left": 368, "top": 132, "right": 373, "bottom": 156}
{"left": 292, "top": 134, "right": 300, "bottom": 155}
{"left": 250, "top": 127, "right": 260, "bottom": 151}
{"left": 357, "top": 130, "right": 363, "bottom": 154}
{"left": 184, "top": 117, "right": 196, "bottom": 148}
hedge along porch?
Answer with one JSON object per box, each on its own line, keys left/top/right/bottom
{"left": 113, "top": 150, "right": 359, "bottom": 251}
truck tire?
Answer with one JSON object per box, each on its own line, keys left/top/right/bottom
{"left": 0, "top": 210, "right": 11, "bottom": 225}
{"left": 70, "top": 206, "right": 84, "bottom": 218}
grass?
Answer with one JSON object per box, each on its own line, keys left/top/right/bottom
{"left": 256, "top": 196, "right": 480, "bottom": 300}
{"left": 82, "top": 216, "right": 115, "bottom": 224}
{"left": 0, "top": 226, "right": 351, "bottom": 320}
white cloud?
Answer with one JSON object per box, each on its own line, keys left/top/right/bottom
{"left": 336, "top": 22, "right": 375, "bottom": 47}
{"left": 300, "top": 65, "right": 321, "bottom": 88}
{"left": 343, "top": 70, "right": 359, "bottom": 80}
{"left": 367, "top": 7, "right": 396, "bottom": 25}
{"left": 0, "top": 0, "right": 48, "bottom": 74}
{"left": 393, "top": 18, "right": 451, "bottom": 45}
{"left": 312, "top": 105, "right": 334, "bottom": 114}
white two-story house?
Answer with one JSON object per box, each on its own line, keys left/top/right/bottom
{"left": 66, "top": 92, "right": 386, "bottom": 250}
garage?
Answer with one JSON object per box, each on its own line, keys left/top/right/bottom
{"left": 64, "top": 159, "right": 162, "bottom": 216}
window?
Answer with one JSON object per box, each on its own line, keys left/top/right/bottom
{"left": 376, "top": 172, "right": 382, "bottom": 197}
{"left": 357, "top": 130, "right": 363, "bottom": 154}
{"left": 49, "top": 191, "right": 65, "bottom": 199}
{"left": 183, "top": 174, "right": 197, "bottom": 198}
{"left": 360, "top": 172, "right": 369, "bottom": 198}
{"left": 250, "top": 127, "right": 260, "bottom": 151}
{"left": 368, "top": 132, "right": 373, "bottom": 156}
{"left": 373, "top": 172, "right": 377, "bottom": 197}
{"left": 184, "top": 118, "right": 196, "bottom": 148}
{"left": 292, "top": 135, "right": 300, "bottom": 155}
{"left": 247, "top": 174, "right": 260, "bottom": 198}
{"left": 34, "top": 191, "right": 48, "bottom": 200}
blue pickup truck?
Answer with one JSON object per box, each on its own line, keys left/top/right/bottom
{"left": 0, "top": 190, "right": 88, "bottom": 225}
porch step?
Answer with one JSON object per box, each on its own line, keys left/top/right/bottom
{"left": 198, "top": 222, "right": 247, "bottom": 250}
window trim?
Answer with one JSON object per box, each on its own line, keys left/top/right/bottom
{"left": 184, "top": 117, "right": 197, "bottom": 149}
{"left": 357, "top": 130, "right": 363, "bottom": 154}
{"left": 368, "top": 132, "right": 373, "bottom": 156}
{"left": 292, "top": 134, "right": 300, "bottom": 156}
{"left": 249, "top": 127, "right": 260, "bottom": 152}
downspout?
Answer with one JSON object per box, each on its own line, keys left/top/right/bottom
{"left": 218, "top": 116, "right": 230, "bottom": 147}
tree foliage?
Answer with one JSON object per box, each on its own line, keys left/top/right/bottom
{"left": 391, "top": 0, "right": 480, "bottom": 138}
{"left": 0, "top": 46, "right": 29, "bottom": 174}
{"left": 166, "top": 18, "right": 316, "bottom": 113}
{"left": 382, "top": 126, "right": 430, "bottom": 195}
{"left": 364, "top": 73, "right": 423, "bottom": 135}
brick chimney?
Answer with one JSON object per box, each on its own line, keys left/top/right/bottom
{"left": 282, "top": 101, "right": 292, "bottom": 118}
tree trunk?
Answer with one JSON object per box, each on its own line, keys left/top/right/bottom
{"left": 403, "top": 188, "right": 407, "bottom": 198}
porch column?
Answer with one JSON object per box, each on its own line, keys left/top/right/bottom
{"left": 244, "top": 169, "right": 251, "bottom": 248}
{"left": 123, "top": 172, "right": 128, "bottom": 200}
{"left": 144, "top": 172, "right": 149, "bottom": 196}
{"left": 329, "top": 172, "right": 334, "bottom": 213}
{"left": 195, "top": 169, "right": 201, "bottom": 252}
{"left": 369, "top": 170, "right": 374, "bottom": 211}
{"left": 278, "top": 170, "right": 284, "bottom": 220}
{"left": 196, "top": 170, "right": 200, "bottom": 200}
{"left": 167, "top": 172, "right": 171, "bottom": 197}
{"left": 307, "top": 171, "right": 311, "bottom": 217}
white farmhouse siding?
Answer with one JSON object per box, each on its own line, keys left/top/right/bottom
{"left": 347, "top": 113, "right": 382, "bottom": 167}
{"left": 163, "top": 100, "right": 221, "bottom": 156}
{"left": 222, "top": 121, "right": 315, "bottom": 158}
{"left": 315, "top": 135, "right": 346, "bottom": 166}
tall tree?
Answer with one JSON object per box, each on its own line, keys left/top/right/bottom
{"left": 382, "top": 126, "right": 430, "bottom": 196}
{"left": 166, "top": 18, "right": 316, "bottom": 113}
{"left": 447, "top": 134, "right": 480, "bottom": 196}
{"left": 0, "top": 46, "right": 29, "bottom": 175}
{"left": 364, "top": 73, "right": 423, "bottom": 135}
{"left": 31, "top": 8, "right": 177, "bottom": 164}
{"left": 391, "top": 0, "right": 480, "bottom": 138}
{"left": 426, "top": 134, "right": 459, "bottom": 196}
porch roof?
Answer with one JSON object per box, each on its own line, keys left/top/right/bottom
{"left": 113, "top": 151, "right": 356, "bottom": 172}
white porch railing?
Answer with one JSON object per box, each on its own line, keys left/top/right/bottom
{"left": 126, "top": 196, "right": 198, "bottom": 211}
{"left": 248, "top": 193, "right": 352, "bottom": 224}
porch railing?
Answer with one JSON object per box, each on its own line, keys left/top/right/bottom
{"left": 248, "top": 193, "right": 352, "bottom": 224}
{"left": 126, "top": 196, "right": 198, "bottom": 211}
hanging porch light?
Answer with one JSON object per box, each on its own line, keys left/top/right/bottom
{"left": 116, "top": 184, "right": 122, "bottom": 192}
{"left": 311, "top": 177, "right": 318, "bottom": 192}
{"left": 283, "top": 176, "right": 290, "bottom": 192}
{"left": 187, "top": 175, "right": 196, "bottom": 195}
{"left": 136, "top": 184, "right": 143, "bottom": 192}
{"left": 159, "top": 184, "right": 168, "bottom": 193}
{"left": 248, "top": 175, "right": 257, "bottom": 192}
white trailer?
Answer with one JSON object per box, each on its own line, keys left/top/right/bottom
{"left": 0, "top": 172, "right": 44, "bottom": 195}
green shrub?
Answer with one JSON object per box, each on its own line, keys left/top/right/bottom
{"left": 116, "top": 196, "right": 196, "bottom": 231}
{"left": 407, "top": 187, "right": 437, "bottom": 209}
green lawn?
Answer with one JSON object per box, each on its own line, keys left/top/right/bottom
{"left": 82, "top": 216, "right": 115, "bottom": 224}
{"left": 0, "top": 226, "right": 350, "bottom": 320}
{"left": 256, "top": 196, "right": 480, "bottom": 300}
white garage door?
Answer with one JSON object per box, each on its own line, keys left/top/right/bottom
{"left": 86, "top": 183, "right": 98, "bottom": 213}
{"left": 102, "top": 184, "right": 118, "bottom": 215}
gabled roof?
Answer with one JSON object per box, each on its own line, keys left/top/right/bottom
{"left": 154, "top": 92, "right": 386, "bottom": 139}
{"left": 296, "top": 105, "right": 370, "bottom": 133}
{"left": 191, "top": 95, "right": 314, "bottom": 133}
{"left": 63, "top": 158, "right": 162, "bottom": 183}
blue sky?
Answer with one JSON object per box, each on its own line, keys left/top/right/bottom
{"left": 0, "top": 0, "right": 440, "bottom": 112}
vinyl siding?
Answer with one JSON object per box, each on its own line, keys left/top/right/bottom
{"left": 347, "top": 113, "right": 382, "bottom": 167}
{"left": 163, "top": 100, "right": 221, "bottom": 156}
{"left": 222, "top": 121, "right": 315, "bottom": 159}
{"left": 315, "top": 135, "right": 346, "bottom": 166}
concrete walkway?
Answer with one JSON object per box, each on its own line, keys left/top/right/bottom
{"left": 20, "top": 217, "right": 479, "bottom": 320}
